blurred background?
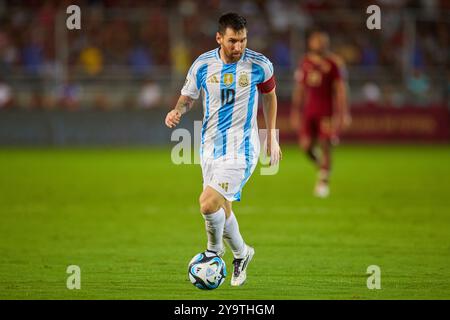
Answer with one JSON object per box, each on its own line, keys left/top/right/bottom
{"left": 0, "top": 1, "right": 449, "bottom": 300}
{"left": 0, "top": 0, "right": 448, "bottom": 144}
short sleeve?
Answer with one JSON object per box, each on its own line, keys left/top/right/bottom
{"left": 181, "top": 66, "right": 201, "bottom": 100}
{"left": 255, "top": 56, "right": 275, "bottom": 93}
{"left": 330, "top": 60, "right": 343, "bottom": 82}
{"left": 259, "top": 58, "right": 274, "bottom": 84}
{"left": 181, "top": 57, "right": 210, "bottom": 100}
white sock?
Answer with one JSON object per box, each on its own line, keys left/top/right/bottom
{"left": 202, "top": 208, "right": 226, "bottom": 253}
{"left": 223, "top": 211, "right": 248, "bottom": 259}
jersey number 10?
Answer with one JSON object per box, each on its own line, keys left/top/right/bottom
{"left": 221, "top": 89, "right": 235, "bottom": 106}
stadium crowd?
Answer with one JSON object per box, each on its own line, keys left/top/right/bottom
{"left": 0, "top": 0, "right": 448, "bottom": 110}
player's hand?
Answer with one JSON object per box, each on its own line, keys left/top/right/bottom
{"left": 331, "top": 117, "right": 341, "bottom": 146}
{"left": 335, "top": 112, "right": 352, "bottom": 132}
{"left": 165, "top": 109, "right": 181, "bottom": 128}
{"left": 265, "top": 133, "right": 282, "bottom": 166}
{"left": 342, "top": 112, "right": 352, "bottom": 130}
{"left": 331, "top": 133, "right": 340, "bottom": 146}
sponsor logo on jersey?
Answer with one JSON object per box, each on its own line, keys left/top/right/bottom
{"left": 218, "top": 182, "right": 229, "bottom": 192}
{"left": 207, "top": 75, "right": 219, "bottom": 84}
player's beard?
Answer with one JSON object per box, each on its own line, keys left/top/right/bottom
{"left": 230, "top": 53, "right": 242, "bottom": 62}
{"left": 223, "top": 48, "right": 242, "bottom": 63}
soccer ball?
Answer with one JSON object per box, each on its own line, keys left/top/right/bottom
{"left": 188, "top": 251, "right": 227, "bottom": 290}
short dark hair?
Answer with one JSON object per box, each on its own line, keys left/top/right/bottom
{"left": 218, "top": 12, "right": 247, "bottom": 35}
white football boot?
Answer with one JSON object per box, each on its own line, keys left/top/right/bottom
{"left": 314, "top": 181, "right": 330, "bottom": 198}
{"left": 231, "top": 245, "right": 255, "bottom": 286}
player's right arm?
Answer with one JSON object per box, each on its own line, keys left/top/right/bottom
{"left": 165, "top": 59, "right": 202, "bottom": 129}
{"left": 290, "top": 60, "right": 305, "bottom": 131}
{"left": 165, "top": 95, "right": 194, "bottom": 128}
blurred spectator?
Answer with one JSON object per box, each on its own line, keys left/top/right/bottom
{"left": 334, "top": 40, "right": 361, "bottom": 65}
{"left": 407, "top": 69, "right": 430, "bottom": 105}
{"left": 57, "top": 77, "right": 82, "bottom": 111}
{"left": 0, "top": 78, "right": 14, "bottom": 109}
{"left": 128, "top": 42, "right": 153, "bottom": 77}
{"left": 79, "top": 44, "right": 103, "bottom": 76}
{"left": 0, "top": 30, "right": 18, "bottom": 76}
{"left": 137, "top": 78, "right": 162, "bottom": 109}
{"left": 271, "top": 33, "right": 291, "bottom": 69}
{"left": 0, "top": 1, "right": 446, "bottom": 109}
{"left": 445, "top": 69, "right": 450, "bottom": 107}
{"left": 171, "top": 43, "right": 190, "bottom": 75}
{"left": 361, "top": 82, "right": 381, "bottom": 106}
{"left": 93, "top": 93, "right": 110, "bottom": 111}
{"left": 359, "top": 37, "right": 379, "bottom": 72}
{"left": 382, "top": 84, "right": 404, "bottom": 107}
{"left": 22, "top": 28, "right": 45, "bottom": 75}
{"left": 411, "top": 44, "right": 425, "bottom": 69}
{"left": 29, "top": 90, "right": 45, "bottom": 110}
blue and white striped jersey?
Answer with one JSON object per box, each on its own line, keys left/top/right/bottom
{"left": 181, "top": 48, "right": 274, "bottom": 165}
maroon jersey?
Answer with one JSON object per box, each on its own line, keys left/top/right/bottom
{"left": 295, "top": 54, "right": 342, "bottom": 117}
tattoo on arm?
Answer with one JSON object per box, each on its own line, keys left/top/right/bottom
{"left": 175, "top": 96, "right": 194, "bottom": 115}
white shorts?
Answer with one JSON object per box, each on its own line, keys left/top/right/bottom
{"left": 201, "top": 157, "right": 257, "bottom": 202}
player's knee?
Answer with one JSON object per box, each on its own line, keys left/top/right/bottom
{"left": 319, "top": 139, "right": 331, "bottom": 151}
{"left": 199, "top": 196, "right": 221, "bottom": 215}
{"left": 200, "top": 200, "right": 220, "bottom": 215}
{"left": 301, "top": 138, "right": 311, "bottom": 152}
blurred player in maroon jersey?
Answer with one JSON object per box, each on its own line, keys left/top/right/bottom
{"left": 291, "top": 30, "right": 351, "bottom": 198}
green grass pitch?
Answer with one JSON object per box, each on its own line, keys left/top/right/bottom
{"left": 0, "top": 145, "right": 449, "bottom": 299}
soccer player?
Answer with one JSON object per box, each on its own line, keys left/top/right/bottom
{"left": 290, "top": 30, "right": 350, "bottom": 198}
{"left": 165, "top": 13, "right": 281, "bottom": 286}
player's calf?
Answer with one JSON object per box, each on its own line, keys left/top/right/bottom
{"left": 300, "top": 136, "right": 319, "bottom": 166}
{"left": 200, "top": 187, "right": 228, "bottom": 255}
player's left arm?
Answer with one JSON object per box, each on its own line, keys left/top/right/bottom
{"left": 262, "top": 88, "right": 282, "bottom": 166}
{"left": 333, "top": 79, "right": 351, "bottom": 134}
{"left": 331, "top": 56, "right": 351, "bottom": 134}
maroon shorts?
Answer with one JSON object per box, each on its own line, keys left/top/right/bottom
{"left": 300, "top": 114, "right": 334, "bottom": 141}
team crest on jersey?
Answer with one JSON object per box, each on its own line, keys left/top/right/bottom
{"left": 238, "top": 72, "right": 249, "bottom": 87}
{"left": 306, "top": 70, "right": 322, "bottom": 87}
{"left": 223, "top": 73, "right": 234, "bottom": 87}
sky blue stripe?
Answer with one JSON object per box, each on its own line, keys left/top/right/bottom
{"left": 200, "top": 66, "right": 210, "bottom": 158}
{"left": 245, "top": 50, "right": 269, "bottom": 62}
{"left": 247, "top": 52, "right": 271, "bottom": 64}
{"left": 245, "top": 52, "right": 273, "bottom": 74}
{"left": 214, "top": 63, "right": 237, "bottom": 158}
{"left": 187, "top": 52, "right": 216, "bottom": 76}
{"left": 252, "top": 63, "right": 265, "bottom": 86}
{"left": 246, "top": 51, "right": 269, "bottom": 62}
{"left": 234, "top": 63, "right": 259, "bottom": 201}
{"left": 196, "top": 64, "right": 208, "bottom": 90}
